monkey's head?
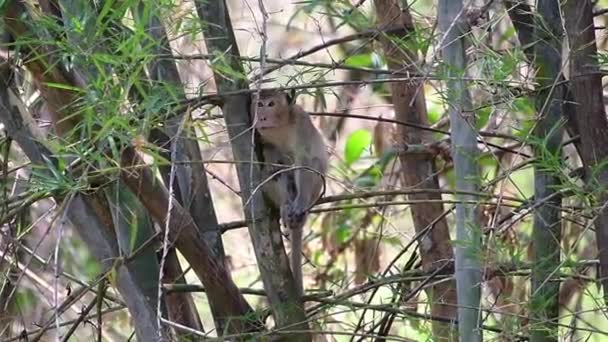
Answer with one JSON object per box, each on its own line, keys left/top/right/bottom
{"left": 250, "top": 90, "right": 295, "bottom": 130}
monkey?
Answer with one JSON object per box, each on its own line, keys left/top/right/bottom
{"left": 250, "top": 89, "right": 328, "bottom": 296}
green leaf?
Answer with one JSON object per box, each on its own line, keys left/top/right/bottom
{"left": 427, "top": 107, "right": 442, "bottom": 124}
{"left": 344, "top": 129, "right": 372, "bottom": 165}
{"left": 43, "top": 82, "right": 83, "bottom": 92}
{"left": 336, "top": 224, "right": 351, "bottom": 243}
{"left": 476, "top": 107, "right": 491, "bottom": 129}
{"left": 498, "top": 27, "right": 516, "bottom": 44}
{"left": 344, "top": 54, "right": 373, "bottom": 68}
{"left": 13, "top": 289, "right": 37, "bottom": 312}
{"left": 353, "top": 175, "right": 377, "bottom": 188}
{"left": 511, "top": 97, "right": 535, "bottom": 117}
{"left": 514, "top": 119, "right": 534, "bottom": 139}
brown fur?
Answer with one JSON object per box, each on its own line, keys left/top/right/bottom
{"left": 250, "top": 90, "right": 328, "bottom": 296}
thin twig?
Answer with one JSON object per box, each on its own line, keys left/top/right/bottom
{"left": 156, "top": 106, "right": 189, "bottom": 335}
{"left": 59, "top": 298, "right": 97, "bottom": 342}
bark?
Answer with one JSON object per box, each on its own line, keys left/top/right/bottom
{"left": 505, "top": 1, "right": 535, "bottom": 61}
{"left": 563, "top": 0, "right": 608, "bottom": 305}
{"left": 373, "top": 1, "right": 457, "bottom": 340}
{"left": 162, "top": 248, "right": 204, "bottom": 338}
{"left": 531, "top": 1, "right": 564, "bottom": 341}
{"left": 505, "top": 0, "right": 583, "bottom": 155}
{"left": 438, "top": 1, "right": 482, "bottom": 341}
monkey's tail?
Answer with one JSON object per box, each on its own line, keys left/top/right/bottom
{"left": 290, "top": 227, "right": 304, "bottom": 297}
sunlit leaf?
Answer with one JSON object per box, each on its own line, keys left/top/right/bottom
{"left": 476, "top": 107, "right": 491, "bottom": 129}
{"left": 345, "top": 129, "right": 372, "bottom": 165}
{"left": 336, "top": 224, "right": 351, "bottom": 243}
{"left": 344, "top": 53, "right": 373, "bottom": 68}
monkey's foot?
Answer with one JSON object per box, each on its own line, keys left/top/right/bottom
{"left": 285, "top": 206, "right": 306, "bottom": 230}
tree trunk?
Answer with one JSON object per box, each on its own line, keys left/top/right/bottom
{"left": 438, "top": 1, "right": 482, "bottom": 341}
{"left": 373, "top": 1, "right": 457, "bottom": 340}
{"left": 563, "top": 0, "right": 608, "bottom": 306}
{"left": 531, "top": 1, "right": 564, "bottom": 341}
{"left": 194, "top": 0, "right": 310, "bottom": 340}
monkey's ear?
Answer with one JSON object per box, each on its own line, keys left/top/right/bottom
{"left": 286, "top": 89, "right": 297, "bottom": 105}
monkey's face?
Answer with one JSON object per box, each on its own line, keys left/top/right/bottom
{"left": 251, "top": 93, "right": 290, "bottom": 129}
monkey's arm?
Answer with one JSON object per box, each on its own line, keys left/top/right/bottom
{"left": 285, "top": 155, "right": 325, "bottom": 230}
{"left": 260, "top": 145, "right": 292, "bottom": 210}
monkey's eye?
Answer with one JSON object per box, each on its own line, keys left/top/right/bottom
{"left": 268, "top": 101, "right": 275, "bottom": 107}
{"left": 257, "top": 102, "right": 263, "bottom": 107}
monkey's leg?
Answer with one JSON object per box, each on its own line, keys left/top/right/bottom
{"left": 281, "top": 174, "right": 306, "bottom": 296}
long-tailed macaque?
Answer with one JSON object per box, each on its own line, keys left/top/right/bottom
{"left": 250, "top": 89, "right": 328, "bottom": 296}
